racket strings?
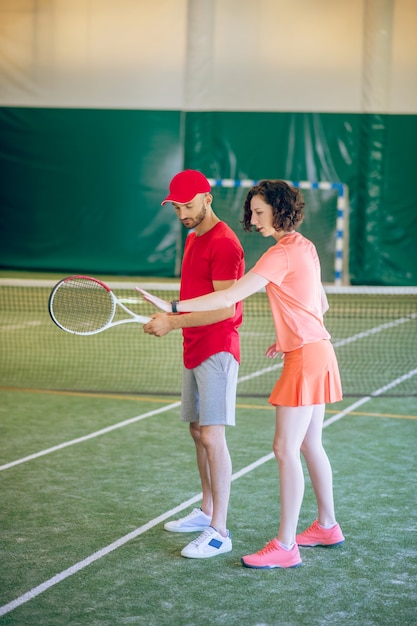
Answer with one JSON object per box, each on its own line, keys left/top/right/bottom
{"left": 51, "top": 278, "right": 115, "bottom": 333}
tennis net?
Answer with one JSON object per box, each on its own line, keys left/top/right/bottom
{"left": 1, "top": 279, "right": 416, "bottom": 398}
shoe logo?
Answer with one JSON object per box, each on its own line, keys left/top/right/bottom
{"left": 208, "top": 538, "right": 223, "bottom": 550}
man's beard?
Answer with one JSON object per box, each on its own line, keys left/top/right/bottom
{"left": 182, "top": 204, "right": 206, "bottom": 229}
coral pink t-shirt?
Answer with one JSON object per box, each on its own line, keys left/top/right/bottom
{"left": 251, "top": 231, "right": 330, "bottom": 353}
{"left": 180, "top": 221, "right": 245, "bottom": 368}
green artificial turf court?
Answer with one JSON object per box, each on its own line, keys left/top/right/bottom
{"left": 1, "top": 388, "right": 416, "bottom": 625}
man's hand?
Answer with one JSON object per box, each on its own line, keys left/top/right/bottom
{"left": 143, "top": 313, "right": 174, "bottom": 337}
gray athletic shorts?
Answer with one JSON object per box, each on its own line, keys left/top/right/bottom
{"left": 181, "top": 352, "right": 239, "bottom": 426}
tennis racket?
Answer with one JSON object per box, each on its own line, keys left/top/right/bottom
{"left": 48, "top": 275, "right": 151, "bottom": 335}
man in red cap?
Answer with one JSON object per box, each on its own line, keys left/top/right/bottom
{"left": 144, "top": 169, "right": 244, "bottom": 559}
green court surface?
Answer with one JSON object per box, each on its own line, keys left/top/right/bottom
{"left": 1, "top": 389, "right": 416, "bottom": 625}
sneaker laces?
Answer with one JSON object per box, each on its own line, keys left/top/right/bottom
{"left": 189, "top": 527, "right": 216, "bottom": 547}
{"left": 180, "top": 508, "right": 204, "bottom": 523}
{"left": 255, "top": 539, "right": 279, "bottom": 556}
{"left": 303, "top": 520, "right": 321, "bottom": 537}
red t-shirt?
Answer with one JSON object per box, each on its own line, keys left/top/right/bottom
{"left": 180, "top": 221, "right": 245, "bottom": 368}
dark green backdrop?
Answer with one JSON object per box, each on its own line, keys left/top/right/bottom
{"left": 0, "top": 107, "right": 416, "bottom": 284}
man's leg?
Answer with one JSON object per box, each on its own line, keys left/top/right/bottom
{"left": 189, "top": 421, "right": 213, "bottom": 518}
{"left": 179, "top": 354, "right": 236, "bottom": 558}
{"left": 163, "top": 367, "right": 213, "bottom": 534}
{"left": 199, "top": 424, "right": 231, "bottom": 536}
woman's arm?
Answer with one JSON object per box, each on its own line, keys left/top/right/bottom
{"left": 321, "top": 284, "right": 329, "bottom": 314}
{"left": 137, "top": 271, "right": 268, "bottom": 314}
{"left": 141, "top": 280, "right": 236, "bottom": 336}
{"left": 178, "top": 271, "right": 267, "bottom": 312}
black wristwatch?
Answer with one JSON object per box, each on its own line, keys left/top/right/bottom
{"left": 171, "top": 300, "right": 179, "bottom": 313}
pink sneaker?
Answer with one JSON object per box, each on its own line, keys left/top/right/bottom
{"left": 296, "top": 520, "right": 345, "bottom": 547}
{"left": 241, "top": 539, "right": 302, "bottom": 569}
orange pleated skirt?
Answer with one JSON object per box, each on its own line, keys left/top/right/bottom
{"left": 268, "top": 340, "right": 343, "bottom": 407}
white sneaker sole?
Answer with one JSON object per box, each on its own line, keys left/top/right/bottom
{"left": 164, "top": 522, "right": 211, "bottom": 533}
{"left": 181, "top": 542, "right": 232, "bottom": 559}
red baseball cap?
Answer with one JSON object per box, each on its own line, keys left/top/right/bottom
{"left": 161, "top": 169, "right": 211, "bottom": 205}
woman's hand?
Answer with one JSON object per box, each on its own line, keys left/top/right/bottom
{"left": 136, "top": 287, "right": 171, "bottom": 313}
{"left": 265, "top": 343, "right": 281, "bottom": 359}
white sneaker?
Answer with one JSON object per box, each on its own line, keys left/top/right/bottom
{"left": 181, "top": 527, "right": 232, "bottom": 559}
{"left": 164, "top": 508, "right": 211, "bottom": 533}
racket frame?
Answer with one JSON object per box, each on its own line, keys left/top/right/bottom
{"left": 48, "top": 275, "right": 151, "bottom": 335}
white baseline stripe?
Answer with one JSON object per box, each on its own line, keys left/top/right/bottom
{"left": 238, "top": 313, "right": 417, "bottom": 383}
{"left": 0, "top": 403, "right": 180, "bottom": 472}
{"left": 231, "top": 368, "right": 417, "bottom": 474}
{"left": 1, "top": 368, "right": 415, "bottom": 617}
{"left": 2, "top": 308, "right": 415, "bottom": 471}
{"left": 1, "top": 356, "right": 281, "bottom": 472}
{"left": 237, "top": 362, "right": 283, "bottom": 383}
{"left": 2, "top": 306, "right": 415, "bottom": 471}
{"left": 332, "top": 313, "right": 417, "bottom": 348}
{"left": 0, "top": 321, "right": 43, "bottom": 331}
{"left": 0, "top": 493, "right": 203, "bottom": 618}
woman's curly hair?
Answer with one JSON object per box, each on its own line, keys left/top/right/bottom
{"left": 242, "top": 180, "right": 305, "bottom": 232}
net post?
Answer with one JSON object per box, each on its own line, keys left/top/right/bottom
{"left": 335, "top": 183, "right": 350, "bottom": 286}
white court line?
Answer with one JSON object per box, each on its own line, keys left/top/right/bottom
{"left": 332, "top": 313, "right": 417, "bottom": 349}
{"left": 0, "top": 403, "right": 180, "bottom": 472}
{"left": 237, "top": 313, "right": 417, "bottom": 382}
{"left": 1, "top": 366, "right": 275, "bottom": 471}
{"left": 1, "top": 357, "right": 276, "bottom": 472}
{"left": 2, "top": 312, "right": 415, "bottom": 471}
{"left": 0, "top": 321, "right": 43, "bottom": 331}
{"left": 0, "top": 364, "right": 277, "bottom": 472}
{"left": 1, "top": 367, "right": 416, "bottom": 618}
{"left": 232, "top": 367, "right": 417, "bottom": 474}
